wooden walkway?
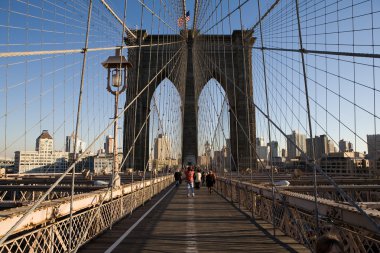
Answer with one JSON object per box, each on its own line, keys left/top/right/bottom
{"left": 79, "top": 183, "right": 310, "bottom": 253}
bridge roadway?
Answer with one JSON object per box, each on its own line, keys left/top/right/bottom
{"left": 79, "top": 183, "right": 309, "bottom": 253}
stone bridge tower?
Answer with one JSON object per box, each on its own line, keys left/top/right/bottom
{"left": 124, "top": 30, "right": 256, "bottom": 171}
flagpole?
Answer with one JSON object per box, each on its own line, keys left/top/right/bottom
{"left": 192, "top": 0, "right": 199, "bottom": 37}
{"left": 182, "top": 0, "right": 187, "bottom": 38}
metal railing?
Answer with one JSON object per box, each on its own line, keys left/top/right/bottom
{"left": 0, "top": 175, "right": 173, "bottom": 253}
{"left": 215, "top": 177, "right": 380, "bottom": 253}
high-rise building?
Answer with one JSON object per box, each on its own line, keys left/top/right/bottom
{"left": 367, "top": 135, "right": 380, "bottom": 174}
{"left": 198, "top": 155, "right": 211, "bottom": 167}
{"left": 257, "top": 146, "right": 270, "bottom": 161}
{"left": 65, "top": 133, "right": 87, "bottom": 153}
{"left": 367, "top": 135, "right": 380, "bottom": 159}
{"left": 281, "top": 148, "right": 287, "bottom": 158}
{"left": 256, "top": 137, "right": 265, "bottom": 147}
{"left": 256, "top": 137, "right": 270, "bottom": 161}
{"left": 36, "top": 130, "right": 53, "bottom": 152}
{"left": 154, "top": 134, "right": 170, "bottom": 161}
{"left": 348, "top": 142, "right": 353, "bottom": 152}
{"left": 204, "top": 141, "right": 211, "bottom": 156}
{"left": 268, "top": 141, "right": 280, "bottom": 158}
{"left": 328, "top": 139, "right": 335, "bottom": 153}
{"left": 306, "top": 135, "right": 329, "bottom": 160}
{"left": 339, "top": 139, "right": 353, "bottom": 152}
{"left": 286, "top": 131, "right": 306, "bottom": 160}
{"left": 104, "top": 135, "right": 114, "bottom": 154}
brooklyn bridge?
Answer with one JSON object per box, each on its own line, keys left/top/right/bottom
{"left": 0, "top": 0, "right": 379, "bottom": 252}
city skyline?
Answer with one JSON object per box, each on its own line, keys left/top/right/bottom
{"left": 1, "top": 0, "right": 379, "bottom": 163}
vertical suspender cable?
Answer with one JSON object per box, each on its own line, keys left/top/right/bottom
{"left": 257, "top": 0, "right": 276, "bottom": 236}
{"left": 68, "top": 0, "right": 93, "bottom": 251}
{"left": 227, "top": 0, "right": 240, "bottom": 177}
{"left": 131, "top": 0, "right": 145, "bottom": 212}
{"left": 143, "top": 0, "right": 155, "bottom": 201}
{"left": 238, "top": 0, "right": 253, "bottom": 181}
{"left": 294, "top": 0, "right": 319, "bottom": 231}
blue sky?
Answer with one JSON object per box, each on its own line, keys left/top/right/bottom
{"left": 0, "top": 0, "right": 379, "bottom": 160}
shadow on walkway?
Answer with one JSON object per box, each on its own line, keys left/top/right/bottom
{"left": 79, "top": 182, "right": 309, "bottom": 253}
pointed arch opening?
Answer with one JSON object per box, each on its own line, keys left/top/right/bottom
{"left": 148, "top": 78, "right": 182, "bottom": 171}
{"left": 197, "top": 78, "right": 231, "bottom": 173}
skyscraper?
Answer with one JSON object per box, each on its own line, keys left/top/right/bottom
{"left": 328, "top": 139, "right": 335, "bottom": 153}
{"left": 268, "top": 141, "right": 280, "bottom": 158}
{"left": 65, "top": 133, "right": 87, "bottom": 154}
{"left": 256, "top": 137, "right": 265, "bottom": 147}
{"left": 154, "top": 134, "right": 170, "bottom": 161}
{"left": 367, "top": 135, "right": 380, "bottom": 159}
{"left": 104, "top": 135, "right": 114, "bottom": 154}
{"left": 339, "top": 139, "right": 353, "bottom": 152}
{"left": 36, "top": 130, "right": 53, "bottom": 152}
{"left": 286, "top": 131, "right": 306, "bottom": 160}
{"left": 306, "top": 135, "right": 329, "bottom": 159}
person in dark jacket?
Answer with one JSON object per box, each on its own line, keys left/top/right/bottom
{"left": 174, "top": 169, "right": 182, "bottom": 187}
{"left": 205, "top": 170, "right": 216, "bottom": 194}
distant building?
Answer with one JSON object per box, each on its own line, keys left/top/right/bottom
{"left": 255, "top": 137, "right": 270, "bottom": 162}
{"left": 367, "top": 135, "right": 380, "bottom": 159}
{"left": 212, "top": 150, "right": 224, "bottom": 168}
{"left": 339, "top": 139, "right": 353, "bottom": 152}
{"left": 204, "top": 141, "right": 211, "bottom": 157}
{"left": 367, "top": 134, "right": 380, "bottom": 175}
{"left": 90, "top": 154, "right": 113, "bottom": 174}
{"left": 224, "top": 139, "right": 231, "bottom": 170}
{"left": 286, "top": 131, "right": 306, "bottom": 160}
{"left": 15, "top": 130, "right": 68, "bottom": 173}
{"left": 369, "top": 158, "right": 380, "bottom": 176}
{"left": 198, "top": 155, "right": 211, "bottom": 167}
{"left": 37, "top": 130, "right": 54, "bottom": 152}
{"left": 328, "top": 140, "right": 336, "bottom": 154}
{"left": 83, "top": 153, "right": 123, "bottom": 174}
{"left": 104, "top": 135, "right": 114, "bottom": 154}
{"left": 281, "top": 148, "right": 287, "bottom": 158}
{"left": 256, "top": 137, "right": 265, "bottom": 147}
{"left": 320, "top": 152, "right": 369, "bottom": 177}
{"left": 14, "top": 151, "right": 69, "bottom": 173}
{"left": 268, "top": 141, "right": 280, "bottom": 158}
{"left": 306, "top": 135, "right": 329, "bottom": 160}
{"left": 0, "top": 159, "right": 14, "bottom": 173}
{"left": 65, "top": 133, "right": 86, "bottom": 153}
{"left": 257, "top": 146, "right": 270, "bottom": 161}
{"left": 154, "top": 134, "right": 170, "bottom": 161}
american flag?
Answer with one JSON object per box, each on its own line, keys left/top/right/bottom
{"left": 177, "top": 11, "right": 190, "bottom": 27}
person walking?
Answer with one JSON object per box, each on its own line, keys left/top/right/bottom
{"left": 206, "top": 170, "right": 216, "bottom": 194}
{"left": 201, "top": 170, "right": 206, "bottom": 186}
{"left": 185, "top": 166, "right": 195, "bottom": 197}
{"left": 194, "top": 168, "right": 202, "bottom": 189}
{"left": 174, "top": 169, "right": 182, "bottom": 187}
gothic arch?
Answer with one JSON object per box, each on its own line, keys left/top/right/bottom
{"left": 123, "top": 30, "right": 256, "bottom": 171}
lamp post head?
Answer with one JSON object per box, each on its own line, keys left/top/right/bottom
{"left": 102, "top": 48, "right": 132, "bottom": 92}
{"left": 101, "top": 49, "right": 132, "bottom": 69}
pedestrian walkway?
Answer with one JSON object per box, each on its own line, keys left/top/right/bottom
{"left": 79, "top": 183, "right": 309, "bottom": 253}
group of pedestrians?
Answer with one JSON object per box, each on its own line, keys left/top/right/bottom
{"left": 173, "top": 165, "right": 216, "bottom": 197}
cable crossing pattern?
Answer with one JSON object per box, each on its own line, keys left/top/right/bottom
{"left": 0, "top": 0, "right": 380, "bottom": 252}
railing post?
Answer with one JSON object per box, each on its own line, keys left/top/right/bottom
{"left": 251, "top": 191, "right": 254, "bottom": 218}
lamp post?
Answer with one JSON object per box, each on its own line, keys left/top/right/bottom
{"left": 102, "top": 48, "right": 132, "bottom": 188}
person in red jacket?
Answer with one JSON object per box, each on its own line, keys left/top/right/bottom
{"left": 185, "top": 166, "right": 195, "bottom": 197}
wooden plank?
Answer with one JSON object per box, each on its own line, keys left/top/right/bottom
{"left": 78, "top": 184, "right": 309, "bottom": 253}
